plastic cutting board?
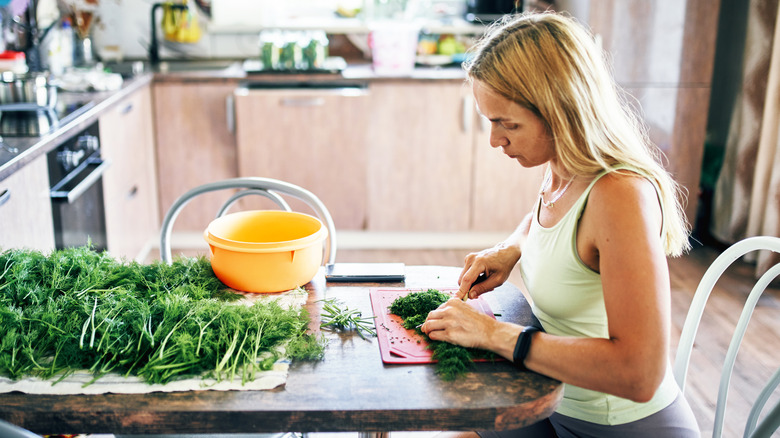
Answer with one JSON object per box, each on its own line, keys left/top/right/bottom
{"left": 369, "top": 288, "right": 497, "bottom": 364}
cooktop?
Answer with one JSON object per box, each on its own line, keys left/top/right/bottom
{"left": 0, "top": 100, "right": 95, "bottom": 137}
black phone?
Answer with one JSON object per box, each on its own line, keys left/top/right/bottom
{"left": 325, "top": 263, "right": 405, "bottom": 283}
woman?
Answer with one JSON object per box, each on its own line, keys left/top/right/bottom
{"left": 420, "top": 12, "right": 700, "bottom": 437}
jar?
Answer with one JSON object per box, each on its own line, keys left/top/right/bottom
{"left": 0, "top": 51, "right": 28, "bottom": 74}
{"left": 302, "top": 31, "right": 329, "bottom": 70}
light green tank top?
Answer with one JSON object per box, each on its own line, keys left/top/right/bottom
{"left": 518, "top": 167, "right": 679, "bottom": 425}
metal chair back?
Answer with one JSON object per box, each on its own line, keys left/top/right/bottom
{"left": 673, "top": 236, "right": 780, "bottom": 437}
{"left": 159, "top": 177, "right": 337, "bottom": 266}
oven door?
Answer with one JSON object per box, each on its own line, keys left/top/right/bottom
{"left": 50, "top": 155, "right": 111, "bottom": 251}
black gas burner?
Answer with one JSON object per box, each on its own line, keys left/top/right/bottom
{"left": 0, "top": 100, "right": 95, "bottom": 137}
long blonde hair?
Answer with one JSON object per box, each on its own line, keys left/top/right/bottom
{"left": 464, "top": 12, "right": 690, "bottom": 256}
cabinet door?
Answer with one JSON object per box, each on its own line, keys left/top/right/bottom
{"left": 471, "top": 113, "right": 545, "bottom": 232}
{"left": 234, "top": 87, "right": 370, "bottom": 230}
{"left": 100, "top": 85, "right": 159, "bottom": 260}
{"left": 153, "top": 82, "right": 238, "bottom": 232}
{"left": 366, "top": 81, "right": 473, "bottom": 232}
{"left": 0, "top": 156, "right": 55, "bottom": 252}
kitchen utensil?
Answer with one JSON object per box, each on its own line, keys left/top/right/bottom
{"left": 0, "top": 71, "right": 56, "bottom": 108}
{"left": 369, "top": 288, "right": 498, "bottom": 364}
{"left": 203, "top": 210, "right": 327, "bottom": 293}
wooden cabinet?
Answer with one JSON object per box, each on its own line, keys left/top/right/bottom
{"left": 100, "top": 84, "right": 159, "bottom": 260}
{"left": 585, "top": 0, "right": 720, "bottom": 223}
{"left": 366, "top": 81, "right": 474, "bottom": 232}
{"left": 0, "top": 156, "right": 56, "bottom": 252}
{"left": 234, "top": 85, "right": 370, "bottom": 230}
{"left": 153, "top": 82, "right": 239, "bottom": 232}
{"left": 367, "top": 80, "right": 543, "bottom": 233}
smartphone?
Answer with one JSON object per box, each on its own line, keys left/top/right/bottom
{"left": 325, "top": 263, "right": 405, "bottom": 283}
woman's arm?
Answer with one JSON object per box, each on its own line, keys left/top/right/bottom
{"left": 426, "top": 173, "right": 670, "bottom": 403}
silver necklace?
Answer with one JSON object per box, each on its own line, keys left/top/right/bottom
{"left": 539, "top": 173, "right": 575, "bottom": 208}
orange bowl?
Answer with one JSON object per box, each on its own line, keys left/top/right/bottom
{"left": 203, "top": 210, "right": 327, "bottom": 293}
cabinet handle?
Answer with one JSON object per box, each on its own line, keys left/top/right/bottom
{"left": 120, "top": 103, "right": 134, "bottom": 115}
{"left": 127, "top": 185, "right": 138, "bottom": 200}
{"left": 280, "top": 97, "right": 326, "bottom": 107}
{"left": 226, "top": 94, "right": 235, "bottom": 134}
{"left": 0, "top": 188, "right": 9, "bottom": 207}
{"left": 461, "top": 94, "right": 472, "bottom": 133}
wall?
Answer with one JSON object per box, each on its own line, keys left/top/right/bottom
{"left": 91, "top": 0, "right": 467, "bottom": 61}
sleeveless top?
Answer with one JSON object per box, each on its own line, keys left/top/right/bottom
{"left": 518, "top": 167, "right": 680, "bottom": 425}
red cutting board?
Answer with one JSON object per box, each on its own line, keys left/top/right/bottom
{"left": 369, "top": 288, "right": 497, "bottom": 364}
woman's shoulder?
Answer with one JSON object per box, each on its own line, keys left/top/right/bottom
{"left": 584, "top": 168, "right": 662, "bottom": 225}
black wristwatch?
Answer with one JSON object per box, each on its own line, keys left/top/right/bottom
{"left": 513, "top": 326, "right": 541, "bottom": 369}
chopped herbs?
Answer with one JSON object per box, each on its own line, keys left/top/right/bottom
{"left": 0, "top": 246, "right": 325, "bottom": 386}
{"left": 319, "top": 298, "right": 376, "bottom": 339}
{"left": 389, "top": 288, "right": 496, "bottom": 380}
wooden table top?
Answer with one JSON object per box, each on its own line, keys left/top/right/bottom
{"left": 0, "top": 265, "right": 562, "bottom": 436}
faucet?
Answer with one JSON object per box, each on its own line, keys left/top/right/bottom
{"left": 149, "top": 2, "right": 188, "bottom": 65}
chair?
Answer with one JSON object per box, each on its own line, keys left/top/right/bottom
{"left": 673, "top": 236, "right": 780, "bottom": 438}
{"left": 0, "top": 419, "right": 41, "bottom": 438}
{"left": 159, "top": 177, "right": 337, "bottom": 265}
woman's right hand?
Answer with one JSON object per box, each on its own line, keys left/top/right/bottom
{"left": 457, "top": 243, "right": 521, "bottom": 300}
{"left": 457, "top": 213, "right": 530, "bottom": 300}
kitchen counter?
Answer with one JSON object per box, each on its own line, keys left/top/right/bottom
{"left": 0, "top": 60, "right": 467, "bottom": 184}
{"left": 0, "top": 74, "right": 154, "bottom": 182}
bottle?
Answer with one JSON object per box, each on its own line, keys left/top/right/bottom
{"left": 0, "top": 51, "right": 28, "bottom": 74}
{"left": 59, "top": 18, "right": 74, "bottom": 71}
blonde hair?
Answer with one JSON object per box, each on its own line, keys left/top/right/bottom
{"left": 464, "top": 12, "right": 690, "bottom": 256}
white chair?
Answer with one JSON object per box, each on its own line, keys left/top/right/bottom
{"left": 0, "top": 419, "right": 41, "bottom": 438}
{"left": 159, "top": 177, "right": 337, "bottom": 265}
{"left": 673, "top": 236, "right": 780, "bottom": 438}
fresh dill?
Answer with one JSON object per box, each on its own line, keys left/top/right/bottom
{"left": 389, "top": 288, "right": 496, "bottom": 380}
{"left": 318, "top": 298, "right": 376, "bottom": 339}
{"left": 0, "top": 246, "right": 325, "bottom": 386}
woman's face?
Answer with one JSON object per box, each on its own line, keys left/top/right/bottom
{"left": 472, "top": 80, "right": 555, "bottom": 169}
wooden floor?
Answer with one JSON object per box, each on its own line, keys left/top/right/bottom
{"left": 157, "top": 241, "right": 780, "bottom": 436}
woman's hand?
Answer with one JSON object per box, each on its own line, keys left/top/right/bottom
{"left": 457, "top": 214, "right": 531, "bottom": 300}
{"left": 420, "top": 298, "right": 494, "bottom": 349}
{"left": 421, "top": 298, "right": 522, "bottom": 360}
{"left": 458, "top": 243, "right": 522, "bottom": 300}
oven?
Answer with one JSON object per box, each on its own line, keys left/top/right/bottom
{"left": 46, "top": 121, "right": 109, "bottom": 251}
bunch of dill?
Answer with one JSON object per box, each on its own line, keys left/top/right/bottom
{"left": 389, "top": 288, "right": 496, "bottom": 380}
{"left": 0, "top": 246, "right": 325, "bottom": 386}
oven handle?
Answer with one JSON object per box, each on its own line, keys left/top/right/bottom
{"left": 50, "top": 158, "right": 111, "bottom": 204}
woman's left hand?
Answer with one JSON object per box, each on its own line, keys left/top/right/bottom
{"left": 420, "top": 298, "right": 496, "bottom": 349}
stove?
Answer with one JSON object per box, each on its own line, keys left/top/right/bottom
{"left": 0, "top": 99, "right": 95, "bottom": 137}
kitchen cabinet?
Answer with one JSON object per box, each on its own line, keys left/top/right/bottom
{"left": 366, "top": 81, "right": 474, "bottom": 232}
{"left": 367, "top": 80, "right": 543, "bottom": 232}
{"left": 153, "top": 82, "right": 239, "bottom": 232}
{"left": 100, "top": 84, "right": 159, "bottom": 261}
{"left": 234, "top": 85, "right": 370, "bottom": 230}
{"left": 585, "top": 0, "right": 720, "bottom": 223}
{"left": 0, "top": 156, "right": 56, "bottom": 252}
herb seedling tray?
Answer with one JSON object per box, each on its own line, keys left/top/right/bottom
{"left": 369, "top": 288, "right": 497, "bottom": 364}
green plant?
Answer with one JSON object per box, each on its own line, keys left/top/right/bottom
{"left": 0, "top": 246, "right": 325, "bottom": 386}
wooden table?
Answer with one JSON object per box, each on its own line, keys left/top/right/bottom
{"left": 0, "top": 266, "right": 562, "bottom": 436}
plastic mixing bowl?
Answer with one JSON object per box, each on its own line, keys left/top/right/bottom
{"left": 204, "top": 210, "right": 327, "bottom": 293}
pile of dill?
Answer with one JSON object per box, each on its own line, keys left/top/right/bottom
{"left": 0, "top": 246, "right": 325, "bottom": 386}
{"left": 389, "top": 288, "right": 496, "bottom": 381}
